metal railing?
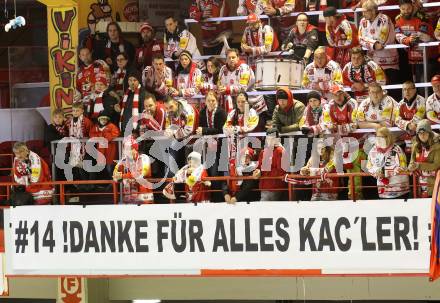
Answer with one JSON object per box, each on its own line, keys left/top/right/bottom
{"left": 0, "top": 171, "right": 426, "bottom": 205}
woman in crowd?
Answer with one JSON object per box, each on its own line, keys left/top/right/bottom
{"left": 111, "top": 52, "right": 130, "bottom": 100}
{"left": 300, "top": 138, "right": 339, "bottom": 201}
{"left": 407, "top": 120, "right": 440, "bottom": 198}
{"left": 367, "top": 127, "right": 409, "bottom": 199}
{"left": 199, "top": 56, "right": 222, "bottom": 95}
{"left": 171, "top": 50, "right": 203, "bottom": 106}
{"left": 196, "top": 91, "right": 227, "bottom": 202}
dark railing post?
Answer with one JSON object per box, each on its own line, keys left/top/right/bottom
{"left": 60, "top": 183, "right": 65, "bottom": 205}
{"left": 412, "top": 174, "right": 418, "bottom": 199}
{"left": 349, "top": 175, "right": 356, "bottom": 202}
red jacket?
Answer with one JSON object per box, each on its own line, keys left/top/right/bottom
{"left": 76, "top": 62, "right": 106, "bottom": 99}
{"left": 13, "top": 151, "right": 53, "bottom": 205}
{"left": 257, "top": 145, "right": 286, "bottom": 190}
{"left": 395, "top": 15, "right": 434, "bottom": 64}
{"left": 139, "top": 103, "right": 166, "bottom": 133}
{"left": 326, "top": 15, "right": 359, "bottom": 68}
{"left": 189, "top": 0, "right": 232, "bottom": 48}
{"left": 89, "top": 122, "right": 120, "bottom": 165}
{"left": 135, "top": 39, "right": 164, "bottom": 70}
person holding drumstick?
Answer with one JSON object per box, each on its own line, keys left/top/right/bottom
{"left": 281, "top": 13, "right": 320, "bottom": 65}
{"left": 241, "top": 13, "right": 279, "bottom": 70}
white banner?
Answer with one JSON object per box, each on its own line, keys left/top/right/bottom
{"left": 4, "top": 200, "right": 432, "bottom": 276}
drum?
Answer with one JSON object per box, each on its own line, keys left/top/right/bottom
{"left": 255, "top": 58, "right": 304, "bottom": 90}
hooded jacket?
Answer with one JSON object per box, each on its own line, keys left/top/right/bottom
{"left": 271, "top": 87, "right": 305, "bottom": 133}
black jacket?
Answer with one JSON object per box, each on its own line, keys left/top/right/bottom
{"left": 120, "top": 87, "right": 146, "bottom": 134}
{"left": 198, "top": 107, "right": 227, "bottom": 135}
{"left": 88, "top": 89, "right": 119, "bottom": 124}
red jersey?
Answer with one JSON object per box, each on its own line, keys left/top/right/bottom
{"left": 395, "top": 15, "right": 434, "bottom": 64}
{"left": 135, "top": 39, "right": 164, "bottom": 71}
{"left": 89, "top": 122, "right": 120, "bottom": 165}
{"left": 139, "top": 103, "right": 167, "bottom": 134}
{"left": 189, "top": 0, "right": 232, "bottom": 48}
{"left": 13, "top": 151, "right": 54, "bottom": 205}
{"left": 257, "top": 145, "right": 286, "bottom": 190}
{"left": 76, "top": 62, "right": 106, "bottom": 100}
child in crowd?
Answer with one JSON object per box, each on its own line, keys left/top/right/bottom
{"left": 113, "top": 135, "right": 154, "bottom": 204}
{"left": 88, "top": 73, "right": 119, "bottom": 124}
{"left": 66, "top": 102, "right": 93, "bottom": 191}
{"left": 89, "top": 110, "right": 120, "bottom": 180}
{"left": 163, "top": 151, "right": 211, "bottom": 203}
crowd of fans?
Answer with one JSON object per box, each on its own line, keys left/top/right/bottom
{"left": 9, "top": 0, "right": 440, "bottom": 205}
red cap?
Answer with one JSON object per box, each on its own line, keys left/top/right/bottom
{"left": 94, "top": 73, "right": 108, "bottom": 86}
{"left": 246, "top": 13, "right": 260, "bottom": 23}
{"left": 431, "top": 74, "right": 440, "bottom": 84}
{"left": 139, "top": 22, "right": 153, "bottom": 33}
{"left": 330, "top": 83, "right": 344, "bottom": 94}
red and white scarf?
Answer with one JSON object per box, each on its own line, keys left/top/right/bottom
{"left": 206, "top": 106, "right": 217, "bottom": 128}
{"left": 89, "top": 92, "right": 104, "bottom": 119}
{"left": 69, "top": 115, "right": 86, "bottom": 167}
{"left": 113, "top": 68, "right": 126, "bottom": 97}
{"left": 120, "top": 84, "right": 141, "bottom": 130}
{"left": 105, "top": 39, "right": 125, "bottom": 59}
{"left": 245, "top": 25, "right": 263, "bottom": 48}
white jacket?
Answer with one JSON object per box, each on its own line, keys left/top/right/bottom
{"left": 367, "top": 144, "right": 409, "bottom": 199}
{"left": 359, "top": 13, "right": 399, "bottom": 70}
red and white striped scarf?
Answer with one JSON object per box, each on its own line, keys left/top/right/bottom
{"left": 105, "top": 39, "right": 125, "bottom": 59}
{"left": 89, "top": 92, "right": 104, "bottom": 119}
{"left": 68, "top": 115, "right": 86, "bottom": 167}
{"left": 120, "top": 84, "right": 141, "bottom": 130}
{"left": 206, "top": 106, "right": 217, "bottom": 128}
{"left": 113, "top": 68, "right": 126, "bottom": 97}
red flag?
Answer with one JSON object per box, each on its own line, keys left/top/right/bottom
{"left": 429, "top": 171, "right": 440, "bottom": 281}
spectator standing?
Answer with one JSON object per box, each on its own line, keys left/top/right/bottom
{"left": 324, "top": 7, "right": 359, "bottom": 68}
{"left": 302, "top": 47, "right": 343, "bottom": 100}
{"left": 196, "top": 91, "right": 227, "bottom": 202}
{"left": 87, "top": 22, "right": 135, "bottom": 73}
{"left": 135, "top": 22, "right": 164, "bottom": 71}
{"left": 258, "top": 0, "right": 296, "bottom": 41}
{"left": 253, "top": 129, "right": 287, "bottom": 201}
{"left": 89, "top": 110, "right": 120, "bottom": 180}
{"left": 117, "top": 70, "right": 146, "bottom": 135}
{"left": 142, "top": 54, "right": 174, "bottom": 100}
{"left": 281, "top": 13, "right": 320, "bottom": 64}
{"left": 408, "top": 120, "right": 440, "bottom": 197}
{"left": 189, "top": 0, "right": 233, "bottom": 55}
{"left": 342, "top": 47, "right": 386, "bottom": 104}
{"left": 426, "top": 75, "right": 440, "bottom": 124}
{"left": 395, "top": 81, "right": 426, "bottom": 153}
{"left": 395, "top": 0, "right": 435, "bottom": 83}
{"left": 241, "top": 13, "right": 279, "bottom": 69}
{"left": 113, "top": 135, "right": 154, "bottom": 204}
{"left": 367, "top": 127, "right": 410, "bottom": 198}
{"left": 358, "top": 1, "right": 400, "bottom": 85}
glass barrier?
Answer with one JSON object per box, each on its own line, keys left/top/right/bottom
{"left": 8, "top": 46, "right": 49, "bottom": 109}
